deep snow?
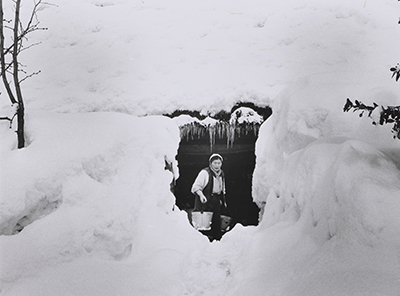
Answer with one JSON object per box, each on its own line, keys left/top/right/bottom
{"left": 1, "top": 0, "right": 400, "bottom": 295}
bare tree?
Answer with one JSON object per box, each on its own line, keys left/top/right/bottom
{"left": 0, "top": 0, "right": 46, "bottom": 149}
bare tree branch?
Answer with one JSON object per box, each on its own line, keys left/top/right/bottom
{"left": 19, "top": 41, "right": 42, "bottom": 53}
{"left": 19, "top": 69, "right": 41, "bottom": 83}
{"left": 0, "top": 112, "right": 17, "bottom": 128}
{"left": 0, "top": 0, "right": 17, "bottom": 104}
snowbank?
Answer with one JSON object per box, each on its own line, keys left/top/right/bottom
{"left": 253, "top": 79, "right": 400, "bottom": 207}
{"left": 0, "top": 112, "right": 212, "bottom": 294}
{"left": 247, "top": 75, "right": 400, "bottom": 295}
{"left": 231, "top": 137, "right": 400, "bottom": 296}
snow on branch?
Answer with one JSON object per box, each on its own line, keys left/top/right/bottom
{"left": 343, "top": 98, "right": 400, "bottom": 139}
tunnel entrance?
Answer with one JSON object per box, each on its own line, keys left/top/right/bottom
{"left": 167, "top": 102, "right": 272, "bottom": 238}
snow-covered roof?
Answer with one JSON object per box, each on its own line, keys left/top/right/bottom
{"left": 199, "top": 116, "right": 219, "bottom": 127}
{"left": 171, "top": 114, "right": 201, "bottom": 127}
{"left": 229, "top": 107, "right": 264, "bottom": 125}
{"left": 172, "top": 114, "right": 220, "bottom": 128}
{"left": 172, "top": 107, "right": 264, "bottom": 129}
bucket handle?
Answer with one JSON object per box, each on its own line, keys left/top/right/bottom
{"left": 200, "top": 200, "right": 206, "bottom": 214}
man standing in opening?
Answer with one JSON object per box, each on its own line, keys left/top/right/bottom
{"left": 191, "top": 153, "right": 227, "bottom": 241}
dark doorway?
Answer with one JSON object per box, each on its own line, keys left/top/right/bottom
{"left": 168, "top": 103, "right": 272, "bottom": 235}
{"left": 175, "top": 135, "right": 259, "bottom": 226}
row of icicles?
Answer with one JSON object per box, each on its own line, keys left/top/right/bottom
{"left": 179, "top": 121, "right": 261, "bottom": 150}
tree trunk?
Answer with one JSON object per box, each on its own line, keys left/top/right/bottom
{"left": 13, "top": 0, "right": 25, "bottom": 149}
{"left": 16, "top": 102, "right": 25, "bottom": 149}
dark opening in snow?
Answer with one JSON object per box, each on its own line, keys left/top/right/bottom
{"left": 167, "top": 102, "right": 272, "bottom": 239}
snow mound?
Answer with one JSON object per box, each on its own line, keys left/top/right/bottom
{"left": 253, "top": 80, "right": 400, "bottom": 207}
{"left": 0, "top": 112, "right": 207, "bottom": 291}
{"left": 232, "top": 138, "right": 400, "bottom": 296}
{"left": 264, "top": 139, "right": 400, "bottom": 243}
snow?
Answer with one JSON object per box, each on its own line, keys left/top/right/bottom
{"left": 1, "top": 0, "right": 400, "bottom": 295}
{"left": 239, "top": 139, "right": 400, "bottom": 296}
{"left": 200, "top": 116, "right": 219, "bottom": 127}
{"left": 229, "top": 107, "right": 264, "bottom": 124}
{"left": 172, "top": 114, "right": 201, "bottom": 127}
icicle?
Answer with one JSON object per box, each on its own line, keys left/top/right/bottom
{"left": 253, "top": 123, "right": 260, "bottom": 137}
{"left": 226, "top": 124, "right": 235, "bottom": 148}
{"left": 179, "top": 122, "right": 206, "bottom": 142}
{"left": 246, "top": 123, "right": 251, "bottom": 136}
{"left": 208, "top": 125, "right": 216, "bottom": 151}
{"left": 176, "top": 110, "right": 264, "bottom": 149}
{"left": 216, "top": 122, "right": 222, "bottom": 139}
{"left": 217, "top": 122, "right": 227, "bottom": 142}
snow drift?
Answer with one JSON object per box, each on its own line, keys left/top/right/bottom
{"left": 231, "top": 136, "right": 400, "bottom": 295}
{"left": 0, "top": 112, "right": 212, "bottom": 294}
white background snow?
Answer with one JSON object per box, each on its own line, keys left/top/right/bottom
{"left": 1, "top": 0, "right": 400, "bottom": 295}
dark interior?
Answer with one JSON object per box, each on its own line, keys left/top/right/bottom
{"left": 174, "top": 134, "right": 260, "bottom": 228}
{"left": 170, "top": 104, "right": 272, "bottom": 236}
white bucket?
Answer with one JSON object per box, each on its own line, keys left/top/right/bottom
{"left": 191, "top": 211, "right": 213, "bottom": 230}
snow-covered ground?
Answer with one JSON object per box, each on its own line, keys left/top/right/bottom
{"left": 1, "top": 0, "right": 400, "bottom": 295}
